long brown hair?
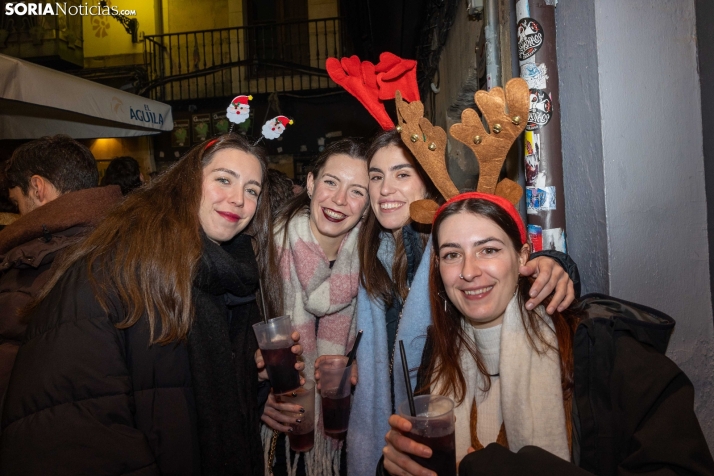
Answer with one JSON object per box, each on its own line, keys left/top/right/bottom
{"left": 358, "top": 129, "right": 440, "bottom": 307}
{"left": 423, "top": 198, "right": 579, "bottom": 404}
{"left": 264, "top": 138, "right": 368, "bottom": 316}
{"left": 31, "top": 134, "right": 273, "bottom": 345}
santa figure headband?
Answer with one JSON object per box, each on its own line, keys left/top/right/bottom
{"left": 226, "top": 95, "right": 253, "bottom": 133}
{"left": 221, "top": 94, "right": 294, "bottom": 144}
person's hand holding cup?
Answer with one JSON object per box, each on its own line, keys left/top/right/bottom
{"left": 276, "top": 379, "right": 316, "bottom": 452}
{"left": 253, "top": 316, "right": 302, "bottom": 394}
{"left": 383, "top": 395, "right": 456, "bottom": 476}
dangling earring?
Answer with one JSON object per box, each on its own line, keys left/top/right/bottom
{"left": 438, "top": 292, "right": 448, "bottom": 312}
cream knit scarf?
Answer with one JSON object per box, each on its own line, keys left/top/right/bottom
{"left": 439, "top": 295, "right": 570, "bottom": 466}
{"left": 263, "top": 210, "right": 359, "bottom": 476}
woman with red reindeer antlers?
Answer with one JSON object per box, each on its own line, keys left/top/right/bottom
{"left": 378, "top": 80, "right": 714, "bottom": 476}
{"left": 326, "top": 54, "right": 579, "bottom": 476}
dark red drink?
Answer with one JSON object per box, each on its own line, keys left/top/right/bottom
{"left": 262, "top": 346, "right": 300, "bottom": 394}
{"left": 321, "top": 394, "right": 351, "bottom": 434}
{"left": 288, "top": 429, "right": 315, "bottom": 452}
{"left": 406, "top": 430, "right": 456, "bottom": 476}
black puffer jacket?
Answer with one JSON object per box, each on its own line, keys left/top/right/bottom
{"left": 0, "top": 234, "right": 266, "bottom": 476}
{"left": 0, "top": 186, "right": 122, "bottom": 399}
{"left": 458, "top": 294, "right": 714, "bottom": 476}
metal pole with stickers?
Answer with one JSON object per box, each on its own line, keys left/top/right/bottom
{"left": 515, "top": 0, "right": 567, "bottom": 253}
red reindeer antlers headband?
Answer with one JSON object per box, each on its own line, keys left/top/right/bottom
{"left": 328, "top": 53, "right": 529, "bottom": 237}
{"left": 326, "top": 52, "right": 419, "bottom": 131}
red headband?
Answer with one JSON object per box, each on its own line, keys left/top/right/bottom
{"left": 204, "top": 138, "right": 218, "bottom": 150}
{"left": 433, "top": 192, "right": 527, "bottom": 245}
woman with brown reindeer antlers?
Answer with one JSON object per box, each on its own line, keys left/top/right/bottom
{"left": 324, "top": 55, "right": 580, "bottom": 476}
{"left": 378, "top": 79, "right": 714, "bottom": 476}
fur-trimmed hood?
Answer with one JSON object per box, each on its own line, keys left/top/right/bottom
{"left": 0, "top": 185, "right": 122, "bottom": 257}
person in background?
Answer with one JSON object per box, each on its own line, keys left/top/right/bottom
{"left": 100, "top": 155, "right": 145, "bottom": 195}
{"left": 0, "top": 134, "right": 121, "bottom": 401}
{"left": 0, "top": 135, "right": 301, "bottom": 475}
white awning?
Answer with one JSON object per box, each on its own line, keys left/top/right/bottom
{"left": 0, "top": 53, "right": 173, "bottom": 139}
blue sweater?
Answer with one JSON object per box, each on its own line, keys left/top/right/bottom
{"left": 347, "top": 233, "right": 433, "bottom": 476}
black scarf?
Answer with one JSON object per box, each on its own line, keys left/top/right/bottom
{"left": 188, "top": 233, "right": 264, "bottom": 476}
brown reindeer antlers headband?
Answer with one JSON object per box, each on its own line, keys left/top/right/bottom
{"left": 395, "top": 77, "right": 530, "bottom": 224}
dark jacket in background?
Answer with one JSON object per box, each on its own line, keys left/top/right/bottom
{"left": 0, "top": 233, "right": 266, "bottom": 476}
{"left": 0, "top": 186, "right": 122, "bottom": 399}
{"left": 458, "top": 294, "right": 714, "bottom": 476}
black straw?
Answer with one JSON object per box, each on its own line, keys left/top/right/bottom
{"left": 257, "top": 278, "right": 268, "bottom": 323}
{"left": 399, "top": 340, "right": 416, "bottom": 417}
{"left": 345, "top": 330, "right": 364, "bottom": 366}
{"left": 338, "top": 330, "right": 363, "bottom": 393}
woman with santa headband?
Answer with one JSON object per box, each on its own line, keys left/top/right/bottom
{"left": 324, "top": 56, "right": 579, "bottom": 476}
{"left": 0, "top": 134, "right": 301, "bottom": 475}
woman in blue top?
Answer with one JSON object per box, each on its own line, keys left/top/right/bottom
{"left": 346, "top": 129, "right": 578, "bottom": 475}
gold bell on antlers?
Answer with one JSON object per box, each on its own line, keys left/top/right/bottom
{"left": 448, "top": 77, "right": 530, "bottom": 205}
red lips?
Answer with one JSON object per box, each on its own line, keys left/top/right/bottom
{"left": 218, "top": 211, "right": 240, "bottom": 222}
{"left": 322, "top": 208, "right": 346, "bottom": 223}
{"left": 461, "top": 285, "right": 495, "bottom": 301}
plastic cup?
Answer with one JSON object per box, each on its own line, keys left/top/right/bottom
{"left": 252, "top": 315, "right": 300, "bottom": 394}
{"left": 276, "top": 379, "right": 316, "bottom": 452}
{"left": 318, "top": 356, "right": 352, "bottom": 438}
{"left": 398, "top": 395, "right": 456, "bottom": 476}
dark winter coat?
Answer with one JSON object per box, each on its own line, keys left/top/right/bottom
{"left": 0, "top": 186, "right": 122, "bottom": 399}
{"left": 456, "top": 294, "right": 714, "bottom": 476}
{"left": 0, "top": 233, "right": 267, "bottom": 476}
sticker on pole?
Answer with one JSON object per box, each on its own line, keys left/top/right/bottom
{"left": 527, "top": 89, "right": 553, "bottom": 131}
{"left": 543, "top": 228, "right": 567, "bottom": 253}
{"left": 517, "top": 18, "right": 544, "bottom": 61}
{"left": 521, "top": 63, "right": 548, "bottom": 90}
{"left": 525, "top": 131, "right": 541, "bottom": 186}
{"left": 528, "top": 224, "right": 543, "bottom": 252}
{"left": 526, "top": 186, "right": 556, "bottom": 214}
